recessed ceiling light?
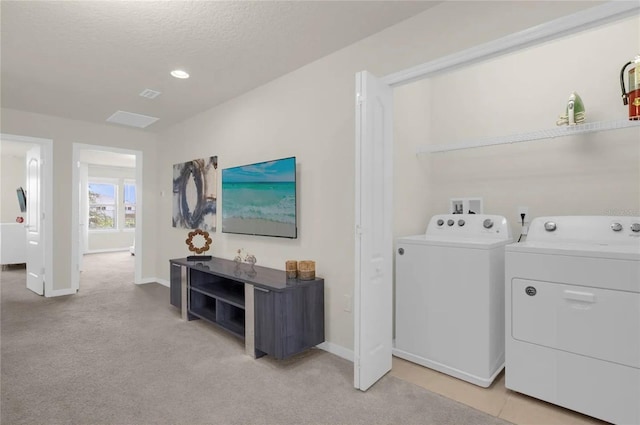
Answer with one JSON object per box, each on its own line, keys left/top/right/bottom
{"left": 171, "top": 70, "right": 189, "bottom": 79}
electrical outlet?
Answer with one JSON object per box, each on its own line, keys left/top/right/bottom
{"left": 517, "top": 206, "right": 529, "bottom": 224}
{"left": 344, "top": 294, "right": 352, "bottom": 312}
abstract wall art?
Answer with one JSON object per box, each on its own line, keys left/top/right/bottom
{"left": 172, "top": 156, "right": 218, "bottom": 231}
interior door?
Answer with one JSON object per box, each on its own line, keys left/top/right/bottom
{"left": 354, "top": 71, "right": 393, "bottom": 391}
{"left": 25, "top": 145, "right": 44, "bottom": 295}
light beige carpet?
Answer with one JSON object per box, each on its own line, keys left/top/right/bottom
{"left": 1, "top": 252, "right": 513, "bottom": 425}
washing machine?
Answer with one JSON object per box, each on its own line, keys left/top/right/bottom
{"left": 394, "top": 214, "right": 513, "bottom": 387}
{"left": 505, "top": 216, "right": 640, "bottom": 425}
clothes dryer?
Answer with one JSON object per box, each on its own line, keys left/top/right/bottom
{"left": 394, "top": 214, "right": 513, "bottom": 387}
{"left": 505, "top": 216, "right": 640, "bottom": 425}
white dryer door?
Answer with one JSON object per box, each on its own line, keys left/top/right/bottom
{"left": 511, "top": 278, "right": 640, "bottom": 368}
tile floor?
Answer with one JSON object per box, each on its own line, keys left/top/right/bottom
{"left": 390, "top": 357, "right": 610, "bottom": 425}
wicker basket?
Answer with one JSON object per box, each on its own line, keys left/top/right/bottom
{"left": 285, "top": 260, "right": 298, "bottom": 279}
{"left": 298, "top": 260, "right": 315, "bottom": 280}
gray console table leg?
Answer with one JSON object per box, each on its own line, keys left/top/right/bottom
{"left": 181, "top": 266, "right": 188, "bottom": 321}
{"left": 244, "top": 283, "right": 256, "bottom": 358}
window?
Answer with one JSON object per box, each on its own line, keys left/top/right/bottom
{"left": 89, "top": 182, "right": 117, "bottom": 229}
{"left": 87, "top": 176, "right": 136, "bottom": 231}
{"left": 124, "top": 182, "right": 136, "bottom": 229}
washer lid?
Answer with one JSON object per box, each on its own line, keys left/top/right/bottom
{"left": 398, "top": 234, "right": 513, "bottom": 249}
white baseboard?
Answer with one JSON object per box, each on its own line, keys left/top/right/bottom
{"left": 154, "top": 278, "right": 169, "bottom": 288}
{"left": 44, "top": 277, "right": 167, "bottom": 296}
{"left": 85, "top": 248, "right": 130, "bottom": 254}
{"left": 136, "top": 277, "right": 169, "bottom": 287}
{"left": 45, "top": 288, "right": 76, "bottom": 297}
{"left": 317, "top": 341, "right": 353, "bottom": 362}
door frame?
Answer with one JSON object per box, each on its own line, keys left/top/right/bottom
{"left": 354, "top": 1, "right": 639, "bottom": 389}
{"left": 1, "top": 133, "right": 54, "bottom": 296}
{"left": 71, "top": 143, "right": 143, "bottom": 291}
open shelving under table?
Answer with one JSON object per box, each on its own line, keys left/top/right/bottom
{"left": 169, "top": 256, "right": 325, "bottom": 360}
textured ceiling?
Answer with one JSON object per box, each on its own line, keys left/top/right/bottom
{"left": 1, "top": 1, "right": 439, "bottom": 132}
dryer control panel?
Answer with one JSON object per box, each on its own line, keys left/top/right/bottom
{"left": 527, "top": 216, "right": 640, "bottom": 245}
{"left": 427, "top": 214, "right": 512, "bottom": 240}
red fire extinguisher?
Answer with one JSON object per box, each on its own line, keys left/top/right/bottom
{"left": 620, "top": 55, "right": 640, "bottom": 120}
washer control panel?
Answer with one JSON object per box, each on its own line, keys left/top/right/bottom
{"left": 527, "top": 216, "right": 640, "bottom": 244}
{"left": 427, "top": 214, "right": 512, "bottom": 240}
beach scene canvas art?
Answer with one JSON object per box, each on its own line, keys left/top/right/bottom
{"left": 173, "top": 156, "right": 218, "bottom": 231}
{"left": 222, "top": 157, "right": 296, "bottom": 238}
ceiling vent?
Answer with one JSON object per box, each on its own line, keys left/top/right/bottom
{"left": 139, "top": 89, "right": 161, "bottom": 99}
{"left": 106, "top": 111, "right": 159, "bottom": 129}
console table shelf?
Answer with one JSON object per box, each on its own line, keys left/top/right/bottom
{"left": 169, "top": 257, "right": 325, "bottom": 360}
{"left": 189, "top": 273, "right": 245, "bottom": 309}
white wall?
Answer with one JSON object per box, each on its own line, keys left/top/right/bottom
{"left": 0, "top": 153, "right": 26, "bottom": 222}
{"left": 0, "top": 109, "right": 158, "bottom": 291}
{"left": 394, "top": 81, "right": 434, "bottom": 238}
{"left": 397, "top": 15, "right": 640, "bottom": 233}
{"left": 155, "top": 1, "right": 604, "bottom": 352}
{"left": 86, "top": 164, "right": 136, "bottom": 252}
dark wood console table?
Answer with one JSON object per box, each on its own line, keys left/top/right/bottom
{"left": 169, "top": 257, "right": 324, "bottom": 359}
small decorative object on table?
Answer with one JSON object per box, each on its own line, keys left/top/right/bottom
{"left": 298, "top": 260, "right": 315, "bottom": 280}
{"left": 234, "top": 248, "right": 256, "bottom": 266}
{"left": 245, "top": 253, "right": 257, "bottom": 266}
{"left": 186, "top": 229, "right": 212, "bottom": 261}
{"left": 234, "top": 249, "right": 244, "bottom": 264}
{"left": 285, "top": 260, "right": 298, "bottom": 279}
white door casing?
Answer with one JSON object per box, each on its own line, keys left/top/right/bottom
{"left": 354, "top": 71, "right": 393, "bottom": 391}
{"left": 2, "top": 133, "right": 54, "bottom": 295}
{"left": 78, "top": 162, "right": 89, "bottom": 272}
{"left": 25, "top": 145, "right": 44, "bottom": 295}
{"left": 71, "top": 143, "right": 143, "bottom": 291}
